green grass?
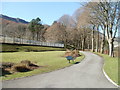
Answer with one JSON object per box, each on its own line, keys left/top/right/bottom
{"left": 1, "top": 44, "right": 64, "bottom": 52}
{"left": 1, "top": 51, "right": 84, "bottom": 80}
{"left": 94, "top": 52, "right": 118, "bottom": 85}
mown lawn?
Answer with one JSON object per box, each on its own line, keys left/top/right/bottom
{"left": 1, "top": 51, "right": 84, "bottom": 80}
{"left": 2, "top": 44, "right": 64, "bottom": 52}
{"left": 94, "top": 52, "right": 118, "bottom": 85}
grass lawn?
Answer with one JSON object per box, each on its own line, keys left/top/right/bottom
{"left": 1, "top": 44, "right": 64, "bottom": 52}
{"left": 1, "top": 51, "right": 84, "bottom": 81}
{"left": 94, "top": 52, "right": 118, "bottom": 85}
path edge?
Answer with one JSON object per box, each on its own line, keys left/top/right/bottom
{"left": 93, "top": 52, "right": 119, "bottom": 87}
{"left": 102, "top": 64, "right": 119, "bottom": 88}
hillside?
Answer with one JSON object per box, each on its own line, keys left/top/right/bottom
{"left": 0, "top": 17, "right": 29, "bottom": 38}
{"left": 0, "top": 15, "right": 50, "bottom": 41}
{"left": 0, "top": 14, "right": 29, "bottom": 24}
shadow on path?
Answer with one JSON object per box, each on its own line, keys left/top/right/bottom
{"left": 74, "top": 62, "right": 80, "bottom": 64}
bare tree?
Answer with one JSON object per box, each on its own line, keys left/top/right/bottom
{"left": 17, "top": 24, "right": 27, "bottom": 44}
{"left": 95, "top": 1, "right": 119, "bottom": 57}
{"left": 82, "top": 1, "right": 119, "bottom": 57}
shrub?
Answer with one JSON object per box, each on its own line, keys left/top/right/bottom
{"left": 0, "top": 67, "right": 11, "bottom": 76}
{"left": 11, "top": 63, "right": 31, "bottom": 72}
{"left": 1, "top": 60, "right": 39, "bottom": 73}
{"left": 64, "top": 49, "right": 80, "bottom": 57}
{"left": 1, "top": 62, "right": 15, "bottom": 68}
{"left": 20, "top": 60, "right": 31, "bottom": 66}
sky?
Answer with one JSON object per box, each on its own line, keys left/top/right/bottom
{"left": 1, "top": 2, "right": 81, "bottom": 25}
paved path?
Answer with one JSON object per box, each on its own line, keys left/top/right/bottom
{"left": 2, "top": 52, "right": 117, "bottom": 88}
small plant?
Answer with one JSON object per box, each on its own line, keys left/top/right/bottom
{"left": 0, "top": 62, "right": 14, "bottom": 76}
{"left": 0, "top": 67, "right": 11, "bottom": 76}
{"left": 20, "top": 60, "right": 31, "bottom": 66}
{"left": 11, "top": 63, "right": 31, "bottom": 72}
{"left": 1, "top": 62, "right": 15, "bottom": 68}
{"left": 11, "top": 60, "right": 40, "bottom": 72}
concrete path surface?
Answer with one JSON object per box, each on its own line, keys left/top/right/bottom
{"left": 2, "top": 51, "right": 117, "bottom": 88}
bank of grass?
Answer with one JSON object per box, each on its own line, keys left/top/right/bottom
{"left": 1, "top": 44, "right": 64, "bottom": 52}
{"left": 94, "top": 52, "right": 118, "bottom": 85}
{"left": 1, "top": 51, "right": 84, "bottom": 81}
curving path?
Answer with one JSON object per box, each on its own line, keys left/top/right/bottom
{"left": 2, "top": 52, "right": 117, "bottom": 88}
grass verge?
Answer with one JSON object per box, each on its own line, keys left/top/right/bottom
{"left": 1, "top": 51, "right": 84, "bottom": 81}
{"left": 1, "top": 44, "right": 64, "bottom": 52}
{"left": 94, "top": 52, "right": 118, "bottom": 85}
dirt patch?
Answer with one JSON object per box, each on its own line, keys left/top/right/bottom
{"left": 1, "top": 60, "right": 42, "bottom": 76}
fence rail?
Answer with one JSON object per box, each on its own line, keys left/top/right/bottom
{"left": 0, "top": 35, "right": 64, "bottom": 48}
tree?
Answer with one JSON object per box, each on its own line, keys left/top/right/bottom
{"left": 77, "top": 4, "right": 95, "bottom": 51}
{"left": 17, "top": 24, "right": 27, "bottom": 44}
{"left": 96, "top": 25, "right": 100, "bottom": 52}
{"left": 83, "top": 1, "right": 119, "bottom": 57}
{"left": 100, "top": 2, "right": 119, "bottom": 57}
{"left": 28, "top": 17, "right": 44, "bottom": 41}
{"left": 93, "top": 1, "right": 119, "bottom": 57}
{"left": 28, "top": 19, "right": 36, "bottom": 40}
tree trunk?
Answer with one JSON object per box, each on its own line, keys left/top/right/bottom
{"left": 96, "top": 35, "right": 99, "bottom": 52}
{"left": 96, "top": 26, "right": 99, "bottom": 52}
{"left": 98, "top": 29, "right": 100, "bottom": 52}
{"left": 82, "top": 38, "right": 85, "bottom": 51}
{"left": 88, "top": 36, "right": 90, "bottom": 51}
{"left": 74, "top": 41, "right": 77, "bottom": 49}
{"left": 101, "top": 42, "right": 104, "bottom": 54}
{"left": 92, "top": 26, "right": 95, "bottom": 52}
{"left": 108, "top": 38, "right": 114, "bottom": 57}
{"left": 88, "top": 43, "right": 90, "bottom": 50}
{"left": 92, "top": 37, "right": 94, "bottom": 52}
{"left": 96, "top": 39, "right": 98, "bottom": 52}
{"left": 100, "top": 29, "right": 105, "bottom": 54}
{"left": 36, "top": 32, "right": 39, "bottom": 41}
{"left": 82, "top": 40, "right": 84, "bottom": 51}
{"left": 32, "top": 32, "right": 35, "bottom": 40}
{"left": 64, "top": 40, "right": 67, "bottom": 49}
{"left": 77, "top": 41, "right": 80, "bottom": 50}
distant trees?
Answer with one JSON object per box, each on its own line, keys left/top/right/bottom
{"left": 2, "top": 17, "right": 46, "bottom": 43}
{"left": 44, "top": 21, "right": 68, "bottom": 45}
{"left": 84, "top": 1, "right": 120, "bottom": 57}
{"left": 67, "top": 1, "right": 119, "bottom": 57}
{"left": 17, "top": 24, "right": 27, "bottom": 44}
{"left": 77, "top": 5, "right": 93, "bottom": 51}
{"left": 57, "top": 24, "right": 68, "bottom": 49}
{"left": 1, "top": 1, "right": 119, "bottom": 57}
{"left": 2, "top": 22, "right": 27, "bottom": 43}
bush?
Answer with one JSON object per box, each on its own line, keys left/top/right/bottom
{"left": 1, "top": 60, "right": 39, "bottom": 73}
{"left": 1, "top": 62, "right": 15, "bottom": 68}
{"left": 0, "top": 67, "right": 11, "bottom": 76}
{"left": 20, "top": 60, "right": 39, "bottom": 68}
{"left": 20, "top": 60, "right": 31, "bottom": 66}
{"left": 11, "top": 60, "right": 39, "bottom": 72}
{"left": 64, "top": 49, "right": 80, "bottom": 57}
{"left": 11, "top": 63, "right": 31, "bottom": 72}
{"left": 0, "top": 62, "right": 14, "bottom": 76}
